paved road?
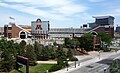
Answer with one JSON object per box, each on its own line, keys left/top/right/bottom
{"left": 69, "top": 58, "right": 92, "bottom": 67}
{"left": 69, "top": 53, "right": 120, "bottom": 73}
{"left": 109, "top": 46, "right": 120, "bottom": 49}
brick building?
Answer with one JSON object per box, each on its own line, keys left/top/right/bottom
{"left": 89, "top": 16, "right": 114, "bottom": 38}
{"left": 4, "top": 23, "right": 31, "bottom": 39}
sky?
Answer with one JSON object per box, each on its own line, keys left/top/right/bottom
{"left": 0, "top": 0, "right": 120, "bottom": 28}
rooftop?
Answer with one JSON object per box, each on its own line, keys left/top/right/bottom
{"left": 92, "top": 16, "right": 114, "bottom": 19}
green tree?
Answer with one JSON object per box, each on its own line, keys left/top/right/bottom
{"left": 71, "top": 38, "right": 80, "bottom": 48}
{"left": 64, "top": 38, "right": 72, "bottom": 48}
{"left": 67, "top": 48, "right": 73, "bottom": 58}
{"left": 53, "top": 41, "right": 57, "bottom": 46}
{"left": 46, "top": 46, "right": 56, "bottom": 59}
{"left": 56, "top": 46, "right": 67, "bottom": 65}
{"left": 98, "top": 32, "right": 112, "bottom": 51}
{"left": 26, "top": 44, "right": 37, "bottom": 66}
{"left": 34, "top": 41, "right": 43, "bottom": 60}
{"left": 39, "top": 46, "right": 50, "bottom": 61}
{"left": 18, "top": 40, "right": 26, "bottom": 56}
{"left": 0, "top": 48, "right": 15, "bottom": 72}
{"left": 98, "top": 32, "right": 112, "bottom": 46}
{"left": 0, "top": 39, "right": 16, "bottom": 72}
{"left": 110, "top": 60, "right": 120, "bottom": 73}
{"left": 26, "top": 44, "right": 36, "bottom": 61}
{"left": 82, "top": 33, "right": 94, "bottom": 51}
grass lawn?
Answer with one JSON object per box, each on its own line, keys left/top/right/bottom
{"left": 11, "top": 64, "right": 54, "bottom": 73}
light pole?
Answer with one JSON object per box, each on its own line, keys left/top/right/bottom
{"left": 75, "top": 60, "right": 76, "bottom": 68}
{"left": 78, "top": 61, "right": 80, "bottom": 66}
{"left": 67, "top": 58, "right": 69, "bottom": 71}
{"left": 98, "top": 51, "right": 100, "bottom": 60}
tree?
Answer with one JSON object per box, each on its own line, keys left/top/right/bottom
{"left": 71, "top": 38, "right": 80, "bottom": 48}
{"left": 0, "top": 48, "right": 15, "bottom": 72}
{"left": 56, "top": 46, "right": 67, "bottom": 65}
{"left": 98, "top": 32, "right": 112, "bottom": 51}
{"left": 46, "top": 46, "right": 56, "bottom": 59}
{"left": 26, "top": 44, "right": 36, "bottom": 60}
{"left": 98, "top": 32, "right": 112, "bottom": 46}
{"left": 0, "top": 39, "right": 16, "bottom": 72}
{"left": 18, "top": 40, "right": 26, "bottom": 56}
{"left": 64, "top": 37, "right": 80, "bottom": 48}
{"left": 67, "top": 48, "right": 73, "bottom": 58}
{"left": 53, "top": 41, "right": 57, "bottom": 46}
{"left": 64, "top": 38, "right": 72, "bottom": 48}
{"left": 26, "top": 44, "right": 36, "bottom": 66}
{"left": 39, "top": 46, "right": 50, "bottom": 61}
{"left": 34, "top": 41, "right": 43, "bottom": 60}
{"left": 110, "top": 60, "right": 120, "bottom": 73}
{"left": 81, "top": 33, "right": 94, "bottom": 51}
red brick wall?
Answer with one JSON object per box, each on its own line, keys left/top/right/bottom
{"left": 11, "top": 24, "right": 22, "bottom": 38}
{"left": 92, "top": 26, "right": 114, "bottom": 38}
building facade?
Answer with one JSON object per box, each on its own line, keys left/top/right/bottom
{"left": 4, "top": 23, "right": 31, "bottom": 39}
{"left": 31, "top": 18, "right": 50, "bottom": 39}
{"left": 89, "top": 16, "right": 114, "bottom": 38}
{"left": 116, "top": 26, "right": 120, "bottom": 33}
{"left": 4, "top": 16, "right": 115, "bottom": 41}
{"left": 49, "top": 28, "right": 87, "bottom": 39}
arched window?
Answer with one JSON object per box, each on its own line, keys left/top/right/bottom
{"left": 20, "top": 31, "right": 26, "bottom": 39}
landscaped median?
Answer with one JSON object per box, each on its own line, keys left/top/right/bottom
{"left": 10, "top": 64, "right": 55, "bottom": 73}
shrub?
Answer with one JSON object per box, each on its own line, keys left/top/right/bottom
{"left": 49, "top": 60, "right": 67, "bottom": 72}
{"left": 69, "top": 57, "right": 78, "bottom": 61}
{"left": 103, "top": 48, "right": 111, "bottom": 52}
{"left": 38, "top": 55, "right": 49, "bottom": 61}
{"left": 29, "top": 61, "right": 37, "bottom": 66}
{"left": 49, "top": 64, "right": 63, "bottom": 72}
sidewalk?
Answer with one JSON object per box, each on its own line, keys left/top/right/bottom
{"left": 53, "top": 50, "right": 120, "bottom": 73}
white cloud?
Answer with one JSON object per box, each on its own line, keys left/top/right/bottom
{"left": 94, "top": 8, "right": 120, "bottom": 17}
{"left": 89, "top": 0, "right": 105, "bottom": 2}
{"left": 112, "top": 9, "right": 120, "bottom": 16}
{"left": 2, "top": 0, "right": 70, "bottom": 7}
{"left": 0, "top": 2, "right": 68, "bottom": 20}
{"left": 53, "top": 4, "right": 88, "bottom": 15}
{"left": 0, "top": 0, "right": 88, "bottom": 20}
{"left": 0, "top": 13, "right": 32, "bottom": 26}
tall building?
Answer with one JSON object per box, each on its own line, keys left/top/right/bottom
{"left": 89, "top": 16, "right": 114, "bottom": 38}
{"left": 31, "top": 18, "right": 50, "bottom": 39}
{"left": 116, "top": 26, "right": 120, "bottom": 33}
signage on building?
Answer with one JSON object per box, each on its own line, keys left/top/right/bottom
{"left": 35, "top": 25, "right": 42, "bottom": 30}
{"left": 31, "top": 18, "right": 49, "bottom": 34}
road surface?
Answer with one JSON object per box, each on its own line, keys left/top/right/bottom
{"left": 69, "top": 53, "right": 120, "bottom": 73}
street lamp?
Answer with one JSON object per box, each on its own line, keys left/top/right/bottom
{"left": 98, "top": 50, "right": 100, "bottom": 60}
{"left": 75, "top": 60, "right": 76, "bottom": 68}
{"left": 67, "top": 58, "right": 69, "bottom": 71}
{"left": 78, "top": 61, "right": 80, "bottom": 66}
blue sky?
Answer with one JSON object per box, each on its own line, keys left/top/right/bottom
{"left": 0, "top": 0, "right": 120, "bottom": 28}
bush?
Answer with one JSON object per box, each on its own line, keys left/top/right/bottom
{"left": 38, "top": 55, "right": 49, "bottom": 61}
{"left": 103, "top": 48, "right": 111, "bottom": 52}
{"left": 29, "top": 61, "right": 37, "bottom": 66}
{"left": 69, "top": 57, "right": 78, "bottom": 61}
{"left": 49, "top": 64, "right": 63, "bottom": 72}
{"left": 49, "top": 60, "right": 67, "bottom": 72}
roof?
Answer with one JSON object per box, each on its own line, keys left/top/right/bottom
{"left": 92, "top": 16, "right": 114, "bottom": 19}
{"left": 19, "top": 25, "right": 31, "bottom": 28}
{"left": 49, "top": 28, "right": 88, "bottom": 34}
{"left": 15, "top": 24, "right": 31, "bottom": 33}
